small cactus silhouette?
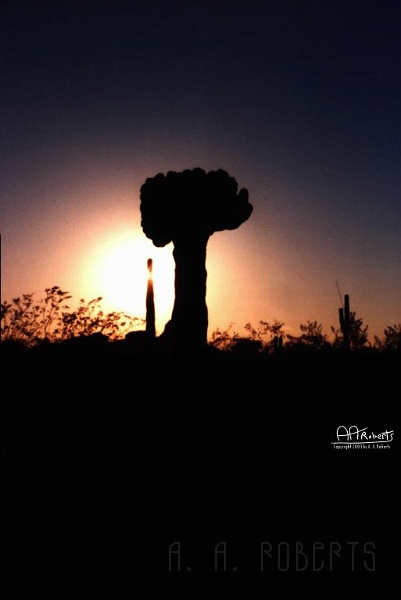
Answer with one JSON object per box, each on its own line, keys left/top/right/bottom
{"left": 146, "top": 258, "right": 155, "bottom": 339}
{"left": 339, "top": 294, "right": 350, "bottom": 352}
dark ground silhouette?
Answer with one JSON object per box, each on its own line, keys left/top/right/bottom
{"left": 2, "top": 341, "right": 400, "bottom": 599}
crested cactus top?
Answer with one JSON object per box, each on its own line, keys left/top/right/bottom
{"left": 140, "top": 168, "right": 253, "bottom": 247}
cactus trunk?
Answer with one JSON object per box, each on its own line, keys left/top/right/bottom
{"left": 171, "top": 233, "right": 209, "bottom": 352}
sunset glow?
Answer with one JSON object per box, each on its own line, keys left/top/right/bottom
{"left": 85, "top": 230, "right": 175, "bottom": 334}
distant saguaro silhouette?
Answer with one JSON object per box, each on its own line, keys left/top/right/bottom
{"left": 140, "top": 168, "right": 253, "bottom": 351}
{"left": 146, "top": 258, "right": 155, "bottom": 339}
{"left": 339, "top": 293, "right": 350, "bottom": 352}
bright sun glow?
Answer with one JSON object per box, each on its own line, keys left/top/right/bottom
{"left": 86, "top": 230, "right": 175, "bottom": 334}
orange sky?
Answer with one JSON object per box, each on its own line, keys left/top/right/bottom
{"left": 1, "top": 161, "right": 399, "bottom": 343}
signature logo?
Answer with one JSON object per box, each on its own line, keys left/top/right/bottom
{"left": 332, "top": 426, "right": 394, "bottom": 449}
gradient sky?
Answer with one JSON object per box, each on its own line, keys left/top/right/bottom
{"left": 1, "top": 0, "right": 400, "bottom": 341}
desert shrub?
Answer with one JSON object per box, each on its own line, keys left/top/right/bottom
{"left": 286, "top": 321, "right": 330, "bottom": 351}
{"left": 374, "top": 324, "right": 401, "bottom": 352}
{"left": 208, "top": 323, "right": 241, "bottom": 351}
{"left": 1, "top": 286, "right": 144, "bottom": 347}
{"left": 209, "top": 320, "right": 286, "bottom": 354}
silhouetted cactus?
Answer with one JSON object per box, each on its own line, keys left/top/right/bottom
{"left": 140, "top": 168, "right": 253, "bottom": 351}
{"left": 339, "top": 293, "right": 350, "bottom": 352}
{"left": 146, "top": 258, "right": 156, "bottom": 339}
